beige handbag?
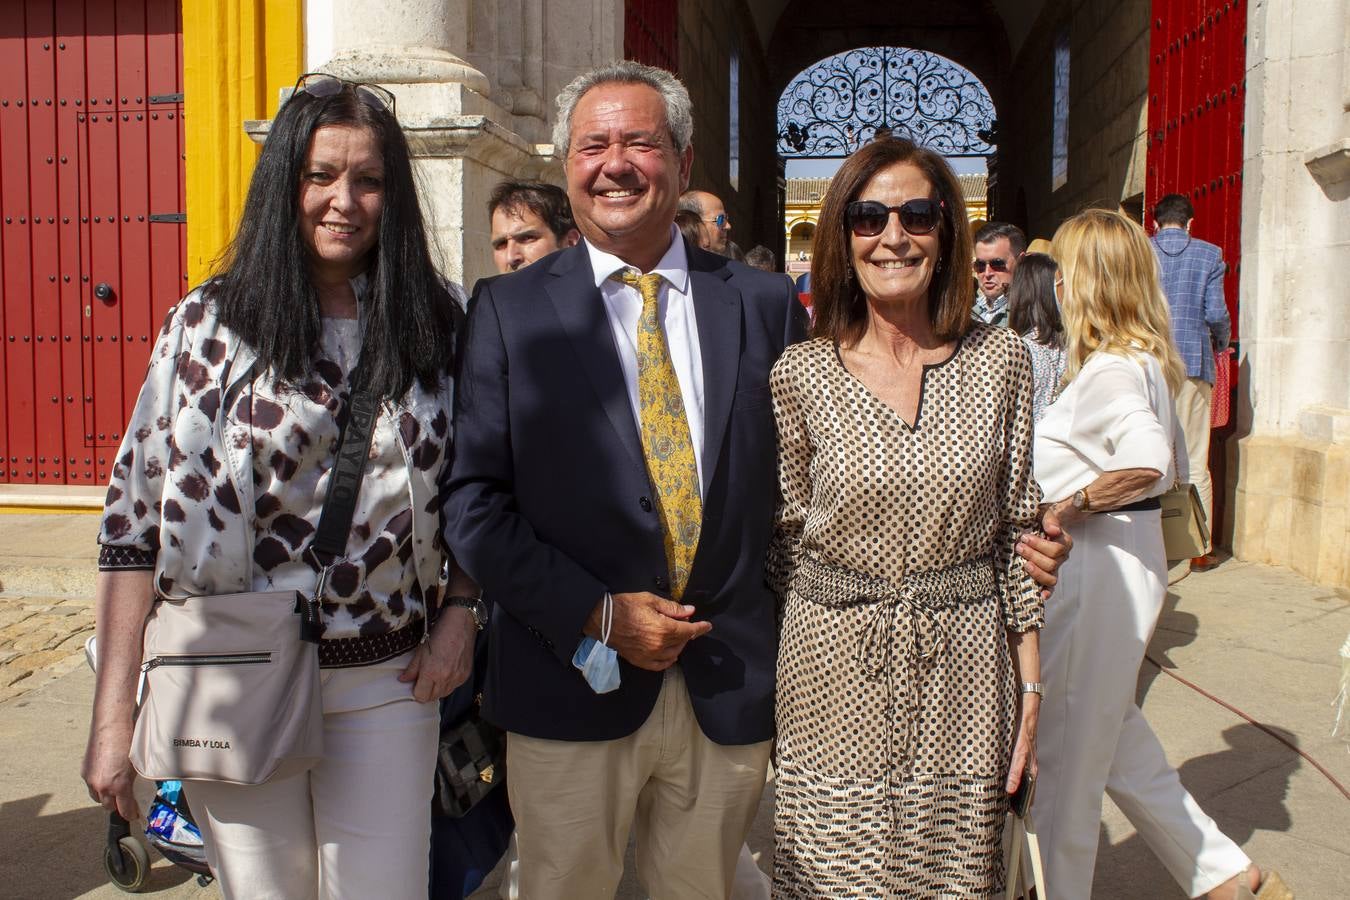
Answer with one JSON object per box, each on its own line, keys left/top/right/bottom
{"left": 130, "top": 590, "right": 323, "bottom": 784}
{"left": 1160, "top": 480, "right": 1209, "bottom": 560}
{"left": 1005, "top": 811, "right": 1047, "bottom": 900}
{"left": 130, "top": 359, "right": 378, "bottom": 785}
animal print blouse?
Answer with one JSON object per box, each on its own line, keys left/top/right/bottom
{"left": 97, "top": 282, "right": 455, "bottom": 646}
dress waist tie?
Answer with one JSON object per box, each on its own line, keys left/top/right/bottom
{"left": 790, "top": 551, "right": 999, "bottom": 826}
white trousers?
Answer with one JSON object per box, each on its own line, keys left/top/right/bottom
{"left": 1033, "top": 510, "right": 1248, "bottom": 898}
{"left": 188, "top": 652, "right": 440, "bottom": 900}
{"left": 1175, "top": 377, "right": 1215, "bottom": 553}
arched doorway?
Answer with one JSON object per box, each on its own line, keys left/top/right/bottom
{"left": 775, "top": 47, "right": 997, "bottom": 285}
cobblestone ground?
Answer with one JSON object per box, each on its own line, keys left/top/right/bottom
{"left": 0, "top": 594, "right": 95, "bottom": 703}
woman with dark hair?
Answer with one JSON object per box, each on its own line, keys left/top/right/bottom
{"left": 768, "top": 137, "right": 1055, "bottom": 896}
{"left": 1007, "top": 251, "right": 1068, "bottom": 422}
{"left": 82, "top": 74, "right": 478, "bottom": 898}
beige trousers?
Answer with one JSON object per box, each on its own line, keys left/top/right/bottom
{"left": 1175, "top": 376, "right": 1215, "bottom": 553}
{"left": 188, "top": 652, "right": 440, "bottom": 900}
{"left": 506, "top": 666, "right": 772, "bottom": 899}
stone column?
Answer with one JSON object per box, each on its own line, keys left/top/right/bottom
{"left": 1231, "top": 0, "right": 1350, "bottom": 588}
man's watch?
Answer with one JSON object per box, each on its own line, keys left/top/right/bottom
{"left": 1071, "top": 487, "right": 1091, "bottom": 513}
{"left": 445, "top": 595, "right": 488, "bottom": 631}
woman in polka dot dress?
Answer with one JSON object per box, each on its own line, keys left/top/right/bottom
{"left": 767, "top": 137, "right": 1050, "bottom": 897}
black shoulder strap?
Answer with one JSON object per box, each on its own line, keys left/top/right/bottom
{"left": 310, "top": 361, "right": 379, "bottom": 562}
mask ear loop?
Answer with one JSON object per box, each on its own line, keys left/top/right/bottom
{"left": 600, "top": 592, "right": 614, "bottom": 647}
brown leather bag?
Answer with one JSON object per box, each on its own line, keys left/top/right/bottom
{"left": 130, "top": 589, "right": 323, "bottom": 784}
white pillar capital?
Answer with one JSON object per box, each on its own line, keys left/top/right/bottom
{"left": 324, "top": 0, "right": 489, "bottom": 95}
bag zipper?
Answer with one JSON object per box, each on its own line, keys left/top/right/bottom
{"left": 142, "top": 652, "right": 272, "bottom": 672}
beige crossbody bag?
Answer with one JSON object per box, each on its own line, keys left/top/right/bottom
{"left": 130, "top": 361, "right": 378, "bottom": 784}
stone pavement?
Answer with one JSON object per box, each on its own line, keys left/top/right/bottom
{"left": 2, "top": 512, "right": 1347, "bottom": 898}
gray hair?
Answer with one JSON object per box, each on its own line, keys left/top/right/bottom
{"left": 552, "top": 60, "right": 694, "bottom": 158}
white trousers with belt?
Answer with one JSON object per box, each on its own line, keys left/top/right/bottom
{"left": 1032, "top": 509, "right": 1249, "bottom": 898}
{"left": 188, "top": 651, "right": 440, "bottom": 900}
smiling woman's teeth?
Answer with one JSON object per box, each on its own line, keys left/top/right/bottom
{"left": 323, "top": 224, "right": 356, "bottom": 234}
{"left": 874, "top": 260, "right": 920, "bottom": 269}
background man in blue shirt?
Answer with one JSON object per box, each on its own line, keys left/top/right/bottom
{"left": 1151, "top": 193, "right": 1232, "bottom": 570}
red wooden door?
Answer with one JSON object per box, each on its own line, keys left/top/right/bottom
{"left": 1146, "top": 0, "right": 1246, "bottom": 543}
{"left": 0, "top": 0, "right": 185, "bottom": 487}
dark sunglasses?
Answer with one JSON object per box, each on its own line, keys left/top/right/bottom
{"left": 972, "top": 258, "right": 1011, "bottom": 273}
{"left": 846, "top": 199, "right": 943, "bottom": 237}
{"left": 291, "top": 72, "right": 396, "bottom": 116}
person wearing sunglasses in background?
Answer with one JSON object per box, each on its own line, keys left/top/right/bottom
{"left": 767, "top": 137, "right": 1068, "bottom": 897}
{"left": 83, "top": 74, "right": 478, "bottom": 899}
{"left": 678, "top": 189, "right": 731, "bottom": 255}
{"left": 972, "top": 221, "right": 1028, "bottom": 327}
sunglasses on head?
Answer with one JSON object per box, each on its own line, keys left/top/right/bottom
{"left": 846, "top": 199, "right": 943, "bottom": 237}
{"left": 291, "top": 72, "right": 397, "bottom": 116}
{"left": 972, "top": 258, "right": 1010, "bottom": 273}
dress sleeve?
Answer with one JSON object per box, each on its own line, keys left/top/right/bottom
{"left": 766, "top": 350, "right": 812, "bottom": 599}
{"left": 997, "top": 337, "right": 1044, "bottom": 632}
{"left": 97, "top": 301, "right": 190, "bottom": 570}
{"left": 1066, "top": 354, "right": 1171, "bottom": 477}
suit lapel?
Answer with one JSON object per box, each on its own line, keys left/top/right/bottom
{"left": 689, "top": 254, "right": 742, "bottom": 497}
{"left": 544, "top": 246, "right": 646, "bottom": 472}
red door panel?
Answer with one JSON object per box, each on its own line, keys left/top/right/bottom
{"left": 1146, "top": 0, "right": 1246, "bottom": 543}
{"left": 0, "top": 0, "right": 184, "bottom": 486}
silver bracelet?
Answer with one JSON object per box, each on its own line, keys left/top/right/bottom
{"left": 1021, "top": 682, "right": 1044, "bottom": 696}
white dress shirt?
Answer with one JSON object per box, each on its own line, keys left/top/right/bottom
{"left": 584, "top": 227, "right": 706, "bottom": 496}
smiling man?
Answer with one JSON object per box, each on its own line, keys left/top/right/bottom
{"left": 444, "top": 61, "right": 806, "bottom": 898}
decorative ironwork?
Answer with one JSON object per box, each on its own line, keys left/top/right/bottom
{"left": 777, "top": 47, "right": 996, "bottom": 158}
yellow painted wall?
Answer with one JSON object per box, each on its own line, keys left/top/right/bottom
{"left": 182, "top": 1, "right": 303, "bottom": 285}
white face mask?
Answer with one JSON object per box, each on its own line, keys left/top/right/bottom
{"left": 572, "top": 638, "right": 621, "bottom": 694}
{"left": 570, "top": 591, "right": 621, "bottom": 694}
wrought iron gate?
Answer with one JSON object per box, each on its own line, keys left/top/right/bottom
{"left": 1145, "top": 0, "right": 1246, "bottom": 541}
{"left": 0, "top": 0, "right": 186, "bottom": 487}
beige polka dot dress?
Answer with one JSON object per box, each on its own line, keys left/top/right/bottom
{"left": 768, "top": 324, "right": 1043, "bottom": 898}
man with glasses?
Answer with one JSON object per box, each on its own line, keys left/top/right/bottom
{"left": 972, "top": 221, "right": 1028, "bottom": 326}
{"left": 678, "top": 189, "right": 732, "bottom": 255}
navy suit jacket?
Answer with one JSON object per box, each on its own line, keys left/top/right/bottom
{"left": 443, "top": 240, "right": 807, "bottom": 745}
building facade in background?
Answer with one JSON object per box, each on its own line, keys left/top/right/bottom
{"left": 1, "top": 0, "right": 1345, "bottom": 588}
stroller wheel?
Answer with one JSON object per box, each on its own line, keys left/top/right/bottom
{"left": 104, "top": 835, "right": 150, "bottom": 892}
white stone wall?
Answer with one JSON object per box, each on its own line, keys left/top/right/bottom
{"left": 1241, "top": 0, "right": 1350, "bottom": 432}
{"left": 1234, "top": 0, "right": 1350, "bottom": 585}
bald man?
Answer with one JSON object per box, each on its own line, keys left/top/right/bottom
{"left": 678, "top": 189, "right": 731, "bottom": 255}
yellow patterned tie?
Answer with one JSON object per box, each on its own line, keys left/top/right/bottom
{"left": 613, "top": 269, "right": 702, "bottom": 600}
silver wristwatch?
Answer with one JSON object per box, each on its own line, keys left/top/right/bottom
{"left": 445, "top": 595, "right": 488, "bottom": 631}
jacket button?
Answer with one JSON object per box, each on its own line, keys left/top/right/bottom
{"left": 654, "top": 575, "right": 668, "bottom": 590}
{"left": 639, "top": 496, "right": 653, "bottom": 512}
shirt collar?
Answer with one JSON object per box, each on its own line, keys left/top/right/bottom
{"left": 584, "top": 225, "right": 690, "bottom": 294}
{"left": 975, "top": 293, "right": 1007, "bottom": 313}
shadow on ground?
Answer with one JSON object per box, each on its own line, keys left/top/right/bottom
{"left": 1094, "top": 722, "right": 1299, "bottom": 898}
{"left": 0, "top": 792, "right": 197, "bottom": 898}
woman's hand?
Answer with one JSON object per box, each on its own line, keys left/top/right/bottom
{"left": 83, "top": 569, "right": 156, "bottom": 821}
{"left": 1006, "top": 691, "right": 1040, "bottom": 795}
{"left": 1018, "top": 505, "right": 1075, "bottom": 599}
{"left": 83, "top": 721, "right": 140, "bottom": 821}
{"left": 399, "top": 607, "right": 477, "bottom": 702}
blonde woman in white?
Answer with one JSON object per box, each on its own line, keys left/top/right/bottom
{"left": 1031, "top": 210, "right": 1289, "bottom": 900}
